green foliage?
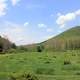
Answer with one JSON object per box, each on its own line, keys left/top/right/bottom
{"left": 63, "top": 60, "right": 71, "bottom": 65}
{"left": 9, "top": 75, "right": 16, "bottom": 80}
{"left": 0, "top": 36, "right": 14, "bottom": 53}
{"left": 18, "top": 46, "right": 28, "bottom": 52}
{"left": 11, "top": 43, "right": 17, "bottom": 49}
{"left": 9, "top": 73, "right": 38, "bottom": 80}
{"left": 76, "top": 72, "right": 80, "bottom": 75}
{"left": 7, "top": 49, "right": 17, "bottom": 54}
{"left": 36, "top": 45, "right": 44, "bottom": 52}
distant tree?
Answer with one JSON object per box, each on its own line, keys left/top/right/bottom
{"left": 0, "top": 44, "right": 3, "bottom": 52}
{"left": 0, "top": 36, "right": 2, "bottom": 38}
{"left": 0, "top": 36, "right": 12, "bottom": 53}
{"left": 11, "top": 43, "right": 17, "bottom": 49}
{"left": 37, "top": 45, "right": 44, "bottom": 52}
{"left": 19, "top": 46, "right": 28, "bottom": 52}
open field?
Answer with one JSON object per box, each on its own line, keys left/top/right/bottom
{"left": 0, "top": 50, "right": 80, "bottom": 80}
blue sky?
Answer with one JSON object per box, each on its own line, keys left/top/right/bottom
{"left": 0, "top": 0, "right": 80, "bottom": 45}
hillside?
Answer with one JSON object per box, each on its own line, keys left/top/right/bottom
{"left": 42, "top": 26, "right": 80, "bottom": 51}
{"left": 24, "top": 26, "right": 80, "bottom": 51}
{"left": 47, "top": 26, "right": 80, "bottom": 39}
{"left": 0, "top": 26, "right": 80, "bottom": 80}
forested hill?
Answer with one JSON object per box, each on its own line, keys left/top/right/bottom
{"left": 42, "top": 26, "right": 80, "bottom": 51}
{"left": 24, "top": 26, "right": 80, "bottom": 51}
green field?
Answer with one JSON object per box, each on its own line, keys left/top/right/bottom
{"left": 0, "top": 50, "right": 80, "bottom": 80}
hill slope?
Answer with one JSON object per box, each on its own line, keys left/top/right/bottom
{"left": 24, "top": 26, "right": 80, "bottom": 51}
{"left": 42, "top": 26, "right": 80, "bottom": 51}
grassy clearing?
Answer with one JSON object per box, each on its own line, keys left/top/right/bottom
{"left": 0, "top": 50, "right": 80, "bottom": 80}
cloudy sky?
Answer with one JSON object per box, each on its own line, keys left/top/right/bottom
{"left": 0, "top": 0, "right": 80, "bottom": 45}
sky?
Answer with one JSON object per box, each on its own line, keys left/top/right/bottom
{"left": 0, "top": 0, "right": 80, "bottom": 45}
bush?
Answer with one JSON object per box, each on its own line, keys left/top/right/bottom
{"left": 9, "top": 73, "right": 38, "bottom": 80}
{"left": 76, "top": 72, "right": 80, "bottom": 75}
{"left": 9, "top": 75, "right": 16, "bottom": 80}
{"left": 19, "top": 46, "right": 28, "bottom": 52}
{"left": 7, "top": 49, "right": 17, "bottom": 54}
{"left": 22, "top": 73, "right": 38, "bottom": 80}
{"left": 36, "top": 45, "right": 44, "bottom": 52}
{"left": 11, "top": 43, "right": 17, "bottom": 49}
{"left": 63, "top": 60, "right": 71, "bottom": 65}
{"left": 44, "top": 61, "right": 50, "bottom": 64}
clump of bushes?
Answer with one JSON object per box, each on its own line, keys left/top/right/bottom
{"left": 36, "top": 44, "right": 44, "bottom": 52}
{"left": 9, "top": 73, "right": 38, "bottom": 80}
{"left": 44, "top": 61, "right": 50, "bottom": 64}
{"left": 53, "top": 56, "right": 56, "bottom": 58}
{"left": 76, "top": 72, "right": 80, "bottom": 75}
{"left": 18, "top": 46, "right": 28, "bottom": 52}
{"left": 7, "top": 49, "right": 17, "bottom": 54}
{"left": 22, "top": 73, "right": 38, "bottom": 80}
{"left": 9, "top": 75, "right": 16, "bottom": 80}
{"left": 63, "top": 60, "right": 71, "bottom": 65}
{"left": 72, "top": 53, "right": 76, "bottom": 56}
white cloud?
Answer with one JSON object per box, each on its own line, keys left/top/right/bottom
{"left": 38, "top": 24, "right": 47, "bottom": 28}
{"left": 56, "top": 9, "right": 80, "bottom": 28}
{"left": 75, "top": 9, "right": 80, "bottom": 16}
{"left": 0, "top": 0, "right": 21, "bottom": 16}
{"left": 0, "top": 0, "right": 7, "bottom": 16}
{"left": 11, "top": 0, "right": 20, "bottom": 6}
{"left": 1, "top": 21, "right": 25, "bottom": 43}
{"left": 24, "top": 22, "right": 29, "bottom": 26}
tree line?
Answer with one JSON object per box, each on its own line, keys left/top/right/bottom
{"left": 43, "top": 38, "right": 80, "bottom": 51}
{"left": 0, "top": 36, "right": 16, "bottom": 53}
{"left": 0, "top": 35, "right": 80, "bottom": 53}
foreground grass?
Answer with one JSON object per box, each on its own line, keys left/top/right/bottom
{"left": 0, "top": 50, "right": 80, "bottom": 80}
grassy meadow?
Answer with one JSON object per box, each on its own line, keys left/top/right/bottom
{"left": 0, "top": 50, "right": 80, "bottom": 80}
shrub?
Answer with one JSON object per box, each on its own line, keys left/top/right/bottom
{"left": 76, "top": 72, "right": 80, "bottom": 75}
{"left": 11, "top": 43, "right": 17, "bottom": 49}
{"left": 22, "top": 73, "right": 38, "bottom": 80}
{"left": 19, "top": 46, "right": 28, "bottom": 52}
{"left": 9, "top": 73, "right": 38, "bottom": 80}
{"left": 63, "top": 60, "right": 71, "bottom": 65}
{"left": 45, "top": 61, "right": 50, "bottom": 64}
{"left": 8, "top": 49, "right": 17, "bottom": 54}
{"left": 36, "top": 45, "right": 44, "bottom": 52}
{"left": 37, "top": 45, "right": 42, "bottom": 52}
{"left": 9, "top": 75, "right": 16, "bottom": 80}
{"left": 53, "top": 56, "right": 56, "bottom": 58}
